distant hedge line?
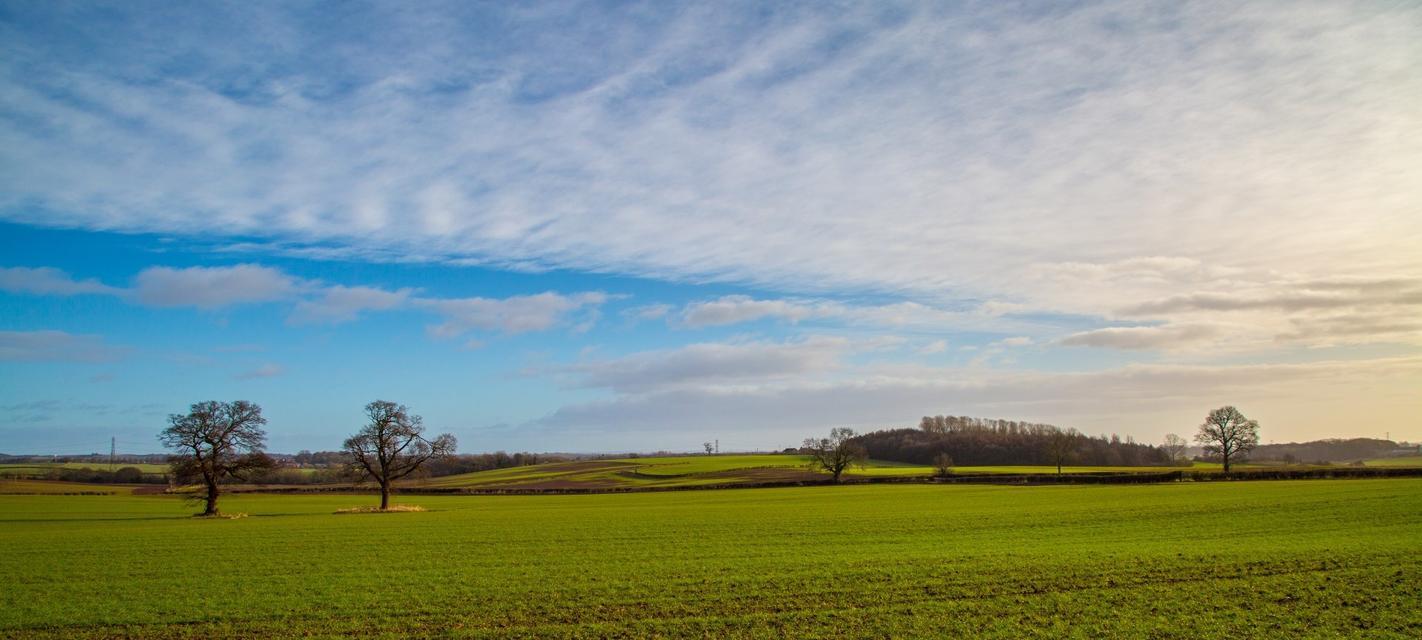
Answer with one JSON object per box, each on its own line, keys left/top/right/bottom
{"left": 206, "top": 466, "right": 1422, "bottom": 496}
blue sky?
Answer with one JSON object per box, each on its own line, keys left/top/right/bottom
{"left": 2, "top": 1, "right": 1420, "bottom": 454}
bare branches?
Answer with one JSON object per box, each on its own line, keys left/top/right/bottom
{"left": 342, "top": 400, "right": 457, "bottom": 509}
{"left": 158, "top": 400, "right": 272, "bottom": 515}
{"left": 1195, "top": 406, "right": 1261, "bottom": 473}
{"left": 803, "top": 427, "right": 867, "bottom": 483}
{"left": 1162, "top": 434, "right": 1189, "bottom": 463}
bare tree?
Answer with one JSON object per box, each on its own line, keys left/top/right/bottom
{"left": 158, "top": 400, "right": 274, "bottom": 516}
{"left": 343, "top": 400, "right": 457, "bottom": 509}
{"left": 933, "top": 452, "right": 954, "bottom": 477}
{"left": 1162, "top": 433, "right": 1189, "bottom": 464}
{"left": 1195, "top": 406, "right": 1260, "bottom": 473}
{"left": 703, "top": 441, "right": 715, "bottom": 455}
{"left": 803, "top": 427, "right": 867, "bottom": 483}
{"left": 1046, "top": 428, "right": 1075, "bottom": 474}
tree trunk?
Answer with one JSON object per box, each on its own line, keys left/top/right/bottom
{"left": 203, "top": 481, "right": 220, "bottom": 516}
{"left": 831, "top": 468, "right": 842, "bottom": 483}
{"left": 380, "top": 480, "right": 390, "bottom": 510}
{"left": 1057, "top": 461, "right": 1062, "bottom": 475}
{"left": 1222, "top": 452, "right": 1231, "bottom": 474}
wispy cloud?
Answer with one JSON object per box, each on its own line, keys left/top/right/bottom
{"left": 0, "top": 267, "right": 121, "bottom": 297}
{"left": 0, "top": 330, "right": 128, "bottom": 363}
{"left": 131, "top": 264, "right": 301, "bottom": 309}
{"left": 2, "top": 261, "right": 611, "bottom": 339}
{"left": 234, "top": 363, "right": 285, "bottom": 380}
{"left": 289, "top": 285, "right": 415, "bottom": 325}
{"left": 1061, "top": 324, "right": 1220, "bottom": 351}
{"left": 417, "top": 291, "right": 608, "bottom": 338}
{"left": 549, "top": 336, "right": 855, "bottom": 394}
{"left": 0, "top": 2, "right": 1414, "bottom": 347}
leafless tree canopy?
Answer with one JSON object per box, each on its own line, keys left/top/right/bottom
{"left": 1162, "top": 433, "right": 1189, "bottom": 463}
{"left": 158, "top": 400, "right": 274, "bottom": 516}
{"left": 803, "top": 427, "right": 867, "bottom": 482}
{"left": 1194, "top": 406, "right": 1260, "bottom": 473}
{"left": 933, "top": 452, "right": 954, "bottom": 476}
{"left": 1046, "top": 428, "right": 1079, "bottom": 474}
{"left": 343, "top": 400, "right": 457, "bottom": 509}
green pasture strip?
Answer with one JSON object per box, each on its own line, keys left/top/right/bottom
{"left": 0, "top": 480, "right": 132, "bottom": 495}
{"left": 1, "top": 479, "right": 1418, "bottom": 638}
{"left": 0, "top": 462, "right": 170, "bottom": 474}
{"left": 1364, "top": 455, "right": 1422, "bottom": 467}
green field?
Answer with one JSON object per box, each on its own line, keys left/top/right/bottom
{"left": 2, "top": 478, "right": 1418, "bottom": 638}
{"left": 0, "top": 479, "right": 133, "bottom": 495}
{"left": 0, "top": 462, "right": 170, "bottom": 476}
{"left": 417, "top": 454, "right": 1199, "bottom": 490}
{"left": 1364, "top": 455, "right": 1422, "bottom": 467}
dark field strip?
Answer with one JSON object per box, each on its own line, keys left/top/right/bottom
{"left": 1, "top": 480, "right": 1419, "bottom": 638}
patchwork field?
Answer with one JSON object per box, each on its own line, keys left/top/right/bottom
{"left": 0, "top": 462, "right": 169, "bottom": 477}
{"left": 1365, "top": 455, "right": 1422, "bottom": 467}
{"left": 2, "top": 478, "right": 1418, "bottom": 638}
{"left": 0, "top": 479, "right": 135, "bottom": 495}
{"left": 415, "top": 454, "right": 1197, "bottom": 490}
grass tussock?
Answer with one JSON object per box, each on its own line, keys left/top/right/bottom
{"left": 334, "top": 505, "right": 427, "bottom": 514}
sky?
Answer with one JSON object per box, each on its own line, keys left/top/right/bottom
{"left": 1, "top": 1, "right": 1419, "bottom": 455}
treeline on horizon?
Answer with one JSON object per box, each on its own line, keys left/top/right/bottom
{"left": 853, "top": 416, "right": 1176, "bottom": 467}
{"left": 0, "top": 451, "right": 559, "bottom": 485}
{"left": 1249, "top": 438, "right": 1415, "bottom": 464}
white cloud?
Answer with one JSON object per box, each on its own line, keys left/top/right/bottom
{"left": 0, "top": 330, "right": 128, "bottom": 363}
{"left": 131, "top": 264, "right": 301, "bottom": 309}
{"left": 0, "top": 267, "right": 120, "bottom": 297}
{"left": 920, "top": 339, "right": 949, "bottom": 354}
{"left": 1061, "top": 325, "right": 1219, "bottom": 351}
{"left": 1, "top": 2, "right": 1415, "bottom": 351}
{"left": 234, "top": 363, "right": 284, "bottom": 380}
{"left": 679, "top": 295, "right": 819, "bottom": 327}
{"left": 623, "top": 303, "right": 672, "bottom": 322}
{"left": 675, "top": 295, "right": 1015, "bottom": 334}
{"left": 289, "top": 285, "right": 414, "bottom": 324}
{"left": 554, "top": 336, "right": 852, "bottom": 394}
{"left": 418, "top": 291, "right": 608, "bottom": 338}
{"left": 3, "top": 261, "right": 608, "bottom": 337}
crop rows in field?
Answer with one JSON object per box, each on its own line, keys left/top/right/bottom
{"left": 414, "top": 454, "right": 1212, "bottom": 491}
{"left": 1, "top": 479, "right": 1419, "bottom": 638}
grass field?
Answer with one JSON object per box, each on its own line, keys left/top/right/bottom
{"left": 417, "top": 454, "right": 1200, "bottom": 490}
{"left": 0, "top": 479, "right": 134, "bottom": 495}
{"left": 0, "top": 462, "right": 169, "bottom": 476}
{"left": 1364, "top": 455, "right": 1422, "bottom": 467}
{"left": 1, "top": 479, "right": 1418, "bottom": 638}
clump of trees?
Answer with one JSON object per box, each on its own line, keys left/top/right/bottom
{"left": 1195, "top": 406, "right": 1260, "bottom": 473}
{"left": 159, "top": 400, "right": 275, "bottom": 516}
{"left": 342, "top": 400, "right": 456, "bottom": 510}
{"left": 855, "top": 415, "right": 1171, "bottom": 467}
{"left": 803, "top": 428, "right": 867, "bottom": 482}
{"left": 422, "top": 451, "right": 557, "bottom": 477}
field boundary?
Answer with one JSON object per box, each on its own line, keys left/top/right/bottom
{"left": 199, "top": 466, "right": 1422, "bottom": 496}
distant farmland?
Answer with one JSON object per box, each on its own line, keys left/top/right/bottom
{"left": 0, "top": 462, "right": 170, "bottom": 476}
{"left": 413, "top": 454, "right": 1202, "bottom": 491}
{"left": 2, "top": 479, "right": 1418, "bottom": 638}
